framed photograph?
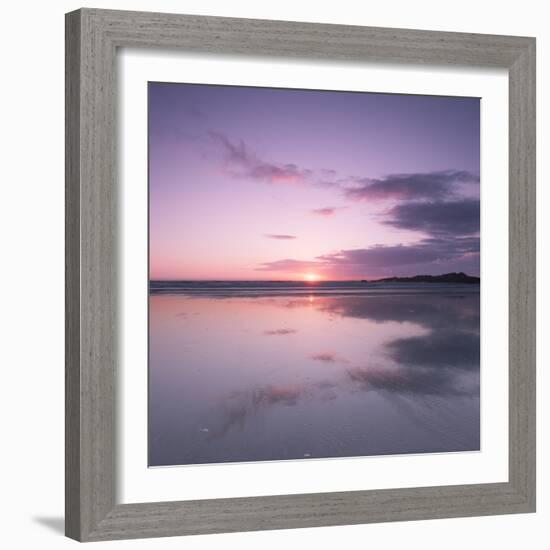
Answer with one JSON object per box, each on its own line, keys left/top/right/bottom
{"left": 65, "top": 8, "right": 536, "bottom": 542}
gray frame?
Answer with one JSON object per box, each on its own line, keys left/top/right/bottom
{"left": 65, "top": 8, "right": 536, "bottom": 542}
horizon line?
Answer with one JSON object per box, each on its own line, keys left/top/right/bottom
{"left": 149, "top": 272, "right": 480, "bottom": 283}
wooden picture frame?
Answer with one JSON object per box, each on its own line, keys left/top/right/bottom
{"left": 65, "top": 8, "right": 536, "bottom": 542}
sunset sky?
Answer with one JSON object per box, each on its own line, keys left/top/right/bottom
{"left": 149, "top": 82, "right": 480, "bottom": 281}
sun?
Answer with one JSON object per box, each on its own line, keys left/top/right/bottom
{"left": 304, "top": 273, "right": 320, "bottom": 282}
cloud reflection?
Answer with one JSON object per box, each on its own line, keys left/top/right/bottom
{"left": 209, "top": 384, "right": 305, "bottom": 437}
{"left": 386, "top": 330, "right": 479, "bottom": 370}
{"left": 347, "top": 365, "right": 474, "bottom": 397}
{"left": 263, "top": 328, "right": 297, "bottom": 336}
{"left": 311, "top": 352, "right": 349, "bottom": 364}
{"left": 204, "top": 292, "right": 479, "bottom": 441}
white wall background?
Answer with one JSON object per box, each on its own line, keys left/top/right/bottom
{"left": 0, "top": 1, "right": 546, "bottom": 548}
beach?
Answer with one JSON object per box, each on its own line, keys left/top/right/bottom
{"left": 148, "top": 282, "right": 480, "bottom": 466}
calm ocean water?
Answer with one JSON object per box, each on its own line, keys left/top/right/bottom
{"left": 148, "top": 282, "right": 480, "bottom": 466}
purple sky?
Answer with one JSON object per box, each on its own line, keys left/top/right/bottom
{"left": 149, "top": 82, "right": 480, "bottom": 281}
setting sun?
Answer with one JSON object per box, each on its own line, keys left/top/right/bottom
{"left": 304, "top": 273, "right": 321, "bottom": 282}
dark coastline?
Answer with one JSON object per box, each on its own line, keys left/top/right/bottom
{"left": 365, "top": 272, "right": 480, "bottom": 284}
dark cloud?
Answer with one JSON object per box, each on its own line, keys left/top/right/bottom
{"left": 319, "top": 245, "right": 442, "bottom": 270}
{"left": 211, "top": 132, "right": 480, "bottom": 277}
{"left": 319, "top": 235, "right": 479, "bottom": 275}
{"left": 383, "top": 199, "right": 480, "bottom": 236}
{"left": 209, "top": 134, "right": 481, "bottom": 249}
{"left": 257, "top": 190, "right": 479, "bottom": 278}
{"left": 265, "top": 234, "right": 297, "bottom": 240}
{"left": 345, "top": 170, "right": 478, "bottom": 202}
{"left": 210, "top": 131, "right": 312, "bottom": 184}
{"left": 257, "top": 235, "right": 479, "bottom": 278}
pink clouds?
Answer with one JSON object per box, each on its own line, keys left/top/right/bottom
{"left": 310, "top": 207, "right": 347, "bottom": 216}
{"left": 210, "top": 131, "right": 312, "bottom": 185}
{"left": 255, "top": 193, "right": 480, "bottom": 279}
{"left": 256, "top": 235, "right": 480, "bottom": 279}
{"left": 255, "top": 259, "right": 322, "bottom": 273}
{"left": 264, "top": 234, "right": 297, "bottom": 240}
{"left": 150, "top": 84, "right": 480, "bottom": 281}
